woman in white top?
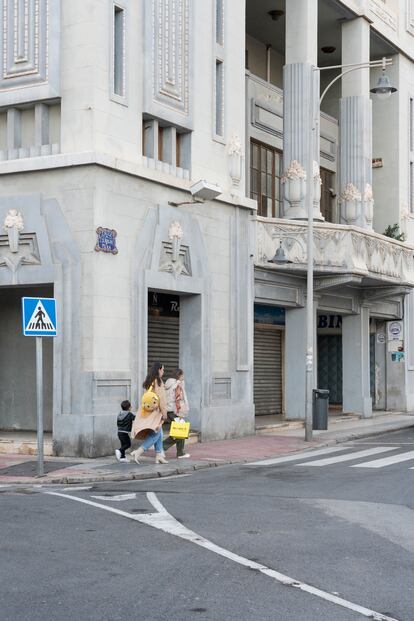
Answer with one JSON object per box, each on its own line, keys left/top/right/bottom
{"left": 163, "top": 369, "right": 190, "bottom": 459}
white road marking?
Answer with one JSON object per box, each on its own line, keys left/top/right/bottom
{"left": 62, "top": 486, "right": 92, "bottom": 491}
{"left": 351, "top": 450, "right": 414, "bottom": 468}
{"left": 91, "top": 493, "right": 137, "bottom": 502}
{"left": 45, "top": 490, "right": 399, "bottom": 621}
{"left": 245, "top": 446, "right": 348, "bottom": 467}
{"left": 297, "top": 446, "right": 397, "bottom": 467}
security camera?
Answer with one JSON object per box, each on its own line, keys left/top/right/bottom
{"left": 190, "top": 179, "right": 223, "bottom": 201}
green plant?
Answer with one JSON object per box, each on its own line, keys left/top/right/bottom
{"left": 383, "top": 223, "right": 406, "bottom": 242}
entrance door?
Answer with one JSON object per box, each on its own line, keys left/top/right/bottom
{"left": 147, "top": 292, "right": 180, "bottom": 378}
{"left": 254, "top": 324, "right": 283, "bottom": 415}
{"left": 0, "top": 285, "right": 53, "bottom": 431}
{"left": 318, "top": 335, "right": 342, "bottom": 404}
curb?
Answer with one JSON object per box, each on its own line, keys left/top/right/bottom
{"left": 1, "top": 419, "right": 413, "bottom": 487}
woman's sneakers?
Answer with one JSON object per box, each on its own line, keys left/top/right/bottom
{"left": 178, "top": 453, "right": 191, "bottom": 459}
{"left": 155, "top": 453, "right": 169, "bottom": 464}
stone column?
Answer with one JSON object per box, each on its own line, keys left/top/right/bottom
{"left": 342, "top": 307, "right": 372, "bottom": 417}
{"left": 339, "top": 18, "right": 373, "bottom": 229}
{"left": 283, "top": 0, "right": 322, "bottom": 221}
{"left": 285, "top": 304, "right": 317, "bottom": 420}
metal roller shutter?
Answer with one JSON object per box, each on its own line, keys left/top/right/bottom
{"left": 254, "top": 324, "right": 283, "bottom": 416}
{"left": 147, "top": 316, "right": 180, "bottom": 378}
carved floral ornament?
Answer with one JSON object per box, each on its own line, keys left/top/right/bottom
{"left": 168, "top": 220, "right": 184, "bottom": 241}
{"left": 313, "top": 161, "right": 322, "bottom": 185}
{"left": 281, "top": 160, "right": 307, "bottom": 183}
{"left": 338, "top": 183, "right": 361, "bottom": 204}
{"left": 228, "top": 133, "right": 243, "bottom": 190}
{"left": 3, "top": 209, "right": 24, "bottom": 253}
{"left": 3, "top": 209, "right": 24, "bottom": 232}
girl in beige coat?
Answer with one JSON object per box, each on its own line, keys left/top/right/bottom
{"left": 130, "top": 362, "right": 168, "bottom": 464}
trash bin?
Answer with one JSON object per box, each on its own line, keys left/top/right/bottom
{"left": 312, "top": 389, "right": 329, "bottom": 430}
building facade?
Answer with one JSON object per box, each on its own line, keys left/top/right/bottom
{"left": 0, "top": 0, "right": 414, "bottom": 456}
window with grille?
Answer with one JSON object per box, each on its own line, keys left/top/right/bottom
{"left": 250, "top": 140, "right": 283, "bottom": 218}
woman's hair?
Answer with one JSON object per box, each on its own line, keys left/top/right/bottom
{"left": 174, "top": 369, "right": 184, "bottom": 380}
{"left": 143, "top": 361, "right": 163, "bottom": 389}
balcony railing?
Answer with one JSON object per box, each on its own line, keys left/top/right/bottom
{"left": 256, "top": 217, "right": 414, "bottom": 286}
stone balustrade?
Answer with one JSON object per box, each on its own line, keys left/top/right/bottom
{"left": 256, "top": 217, "right": 414, "bottom": 286}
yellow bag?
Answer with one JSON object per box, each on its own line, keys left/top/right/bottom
{"left": 170, "top": 420, "right": 190, "bottom": 439}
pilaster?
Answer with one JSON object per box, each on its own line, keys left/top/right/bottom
{"left": 285, "top": 303, "right": 317, "bottom": 420}
{"left": 342, "top": 308, "right": 372, "bottom": 417}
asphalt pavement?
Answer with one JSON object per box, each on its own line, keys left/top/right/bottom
{"left": 1, "top": 428, "right": 413, "bottom": 621}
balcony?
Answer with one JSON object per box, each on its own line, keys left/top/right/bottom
{"left": 255, "top": 217, "right": 414, "bottom": 289}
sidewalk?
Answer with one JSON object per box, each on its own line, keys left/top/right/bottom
{"left": 0, "top": 412, "right": 413, "bottom": 486}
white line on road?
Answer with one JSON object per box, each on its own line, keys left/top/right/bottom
{"left": 245, "top": 446, "right": 348, "bottom": 467}
{"left": 297, "top": 446, "right": 398, "bottom": 467}
{"left": 90, "top": 493, "right": 137, "bottom": 502}
{"left": 351, "top": 450, "right": 414, "bottom": 468}
{"left": 62, "top": 486, "right": 92, "bottom": 491}
{"left": 45, "top": 490, "right": 399, "bottom": 621}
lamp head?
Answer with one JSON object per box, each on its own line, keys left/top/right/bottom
{"left": 370, "top": 72, "right": 397, "bottom": 100}
{"left": 268, "top": 241, "right": 292, "bottom": 265}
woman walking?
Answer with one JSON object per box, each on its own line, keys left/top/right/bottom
{"left": 130, "top": 361, "right": 169, "bottom": 464}
{"left": 163, "top": 369, "right": 191, "bottom": 459}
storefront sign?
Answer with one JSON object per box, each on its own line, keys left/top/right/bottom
{"left": 148, "top": 291, "right": 180, "bottom": 317}
{"left": 318, "top": 315, "right": 342, "bottom": 329}
{"left": 254, "top": 304, "right": 285, "bottom": 326}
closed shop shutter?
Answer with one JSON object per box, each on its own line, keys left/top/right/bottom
{"left": 254, "top": 324, "right": 283, "bottom": 416}
{"left": 147, "top": 316, "right": 180, "bottom": 378}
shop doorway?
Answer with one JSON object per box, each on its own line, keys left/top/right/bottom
{"left": 147, "top": 291, "right": 180, "bottom": 377}
{"left": 253, "top": 305, "right": 285, "bottom": 416}
{"left": 317, "top": 314, "right": 376, "bottom": 407}
{"left": 0, "top": 285, "right": 54, "bottom": 431}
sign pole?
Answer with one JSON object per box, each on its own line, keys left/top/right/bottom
{"left": 35, "top": 336, "right": 44, "bottom": 477}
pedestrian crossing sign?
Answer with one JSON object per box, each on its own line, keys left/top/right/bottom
{"left": 22, "top": 297, "right": 57, "bottom": 337}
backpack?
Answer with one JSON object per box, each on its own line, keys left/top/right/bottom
{"left": 141, "top": 384, "right": 159, "bottom": 416}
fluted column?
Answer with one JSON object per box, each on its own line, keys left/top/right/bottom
{"left": 339, "top": 18, "right": 373, "bottom": 229}
{"left": 283, "top": 0, "right": 322, "bottom": 221}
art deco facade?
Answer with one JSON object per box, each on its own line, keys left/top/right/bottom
{"left": 0, "top": 0, "right": 413, "bottom": 456}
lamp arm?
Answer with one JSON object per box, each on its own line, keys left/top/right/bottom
{"left": 320, "top": 64, "right": 373, "bottom": 105}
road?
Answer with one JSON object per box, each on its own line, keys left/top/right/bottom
{"left": 1, "top": 429, "right": 414, "bottom": 621}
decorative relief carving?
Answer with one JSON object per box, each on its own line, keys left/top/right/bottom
{"left": 152, "top": 0, "right": 190, "bottom": 116}
{"left": 160, "top": 219, "right": 191, "bottom": 277}
{"left": 0, "top": 231, "right": 40, "bottom": 283}
{"left": 369, "top": 0, "right": 397, "bottom": 31}
{"left": 256, "top": 219, "right": 414, "bottom": 286}
{"left": 407, "top": 0, "right": 414, "bottom": 36}
{"left": 1, "top": 0, "right": 47, "bottom": 87}
{"left": 159, "top": 240, "right": 191, "bottom": 277}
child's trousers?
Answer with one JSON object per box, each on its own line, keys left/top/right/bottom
{"left": 117, "top": 431, "right": 131, "bottom": 458}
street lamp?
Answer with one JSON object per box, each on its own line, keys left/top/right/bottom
{"left": 302, "top": 57, "right": 397, "bottom": 442}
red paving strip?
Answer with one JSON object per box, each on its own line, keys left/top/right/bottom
{"left": 185, "top": 436, "right": 315, "bottom": 460}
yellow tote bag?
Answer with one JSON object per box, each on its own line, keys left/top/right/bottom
{"left": 170, "top": 420, "right": 190, "bottom": 439}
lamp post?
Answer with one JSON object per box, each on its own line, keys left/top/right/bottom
{"left": 303, "top": 56, "right": 397, "bottom": 442}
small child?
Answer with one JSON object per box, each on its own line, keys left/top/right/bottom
{"left": 115, "top": 400, "right": 136, "bottom": 463}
